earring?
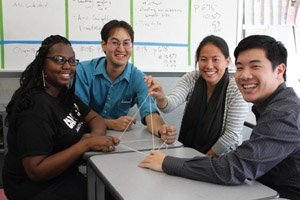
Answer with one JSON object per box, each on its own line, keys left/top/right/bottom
{"left": 42, "top": 70, "right": 47, "bottom": 88}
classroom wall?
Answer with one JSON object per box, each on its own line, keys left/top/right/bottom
{"left": 0, "top": 0, "right": 241, "bottom": 72}
{"left": 0, "top": 0, "right": 299, "bottom": 95}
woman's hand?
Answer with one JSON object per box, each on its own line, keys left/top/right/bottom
{"left": 158, "top": 124, "right": 177, "bottom": 144}
{"left": 81, "top": 134, "right": 120, "bottom": 152}
{"left": 144, "top": 75, "right": 165, "bottom": 98}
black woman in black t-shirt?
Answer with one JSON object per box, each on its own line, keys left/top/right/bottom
{"left": 2, "top": 35, "right": 120, "bottom": 200}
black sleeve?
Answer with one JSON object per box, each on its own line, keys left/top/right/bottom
{"left": 75, "top": 95, "right": 91, "bottom": 119}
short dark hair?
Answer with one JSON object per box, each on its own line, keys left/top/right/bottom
{"left": 234, "top": 35, "right": 287, "bottom": 80}
{"left": 195, "top": 35, "right": 230, "bottom": 67}
{"left": 101, "top": 20, "right": 134, "bottom": 42}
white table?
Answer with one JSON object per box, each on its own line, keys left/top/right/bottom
{"left": 87, "top": 147, "right": 278, "bottom": 200}
{"left": 83, "top": 121, "right": 182, "bottom": 159}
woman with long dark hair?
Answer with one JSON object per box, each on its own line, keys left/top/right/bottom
{"left": 145, "top": 35, "right": 249, "bottom": 157}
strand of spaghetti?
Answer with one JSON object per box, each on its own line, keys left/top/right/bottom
{"left": 121, "top": 139, "right": 155, "bottom": 143}
{"left": 118, "top": 95, "right": 149, "bottom": 140}
{"left": 157, "top": 140, "right": 167, "bottom": 150}
{"left": 149, "top": 97, "right": 155, "bottom": 150}
{"left": 158, "top": 141, "right": 169, "bottom": 151}
{"left": 119, "top": 143, "right": 147, "bottom": 155}
{"left": 153, "top": 98, "right": 170, "bottom": 151}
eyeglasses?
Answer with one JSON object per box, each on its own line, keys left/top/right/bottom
{"left": 109, "top": 39, "right": 132, "bottom": 49}
{"left": 46, "top": 55, "right": 79, "bottom": 66}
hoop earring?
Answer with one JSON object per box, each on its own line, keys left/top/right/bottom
{"left": 42, "top": 70, "right": 47, "bottom": 88}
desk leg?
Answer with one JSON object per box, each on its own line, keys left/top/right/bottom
{"left": 96, "top": 177, "right": 105, "bottom": 200}
{"left": 87, "top": 163, "right": 105, "bottom": 200}
{"left": 87, "top": 163, "right": 96, "bottom": 200}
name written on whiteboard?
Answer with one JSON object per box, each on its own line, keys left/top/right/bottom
{"left": 73, "top": 0, "right": 112, "bottom": 10}
{"left": 13, "top": 1, "right": 48, "bottom": 8}
{"left": 75, "top": 14, "right": 109, "bottom": 32}
{"left": 78, "top": 46, "right": 102, "bottom": 54}
{"left": 13, "top": 47, "right": 37, "bottom": 57}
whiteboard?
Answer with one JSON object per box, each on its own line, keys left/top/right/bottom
{"left": 0, "top": 0, "right": 240, "bottom": 72}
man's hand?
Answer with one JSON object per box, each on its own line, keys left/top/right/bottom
{"left": 138, "top": 150, "right": 166, "bottom": 172}
{"left": 106, "top": 116, "right": 136, "bottom": 131}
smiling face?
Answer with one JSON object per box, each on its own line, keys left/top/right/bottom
{"left": 234, "top": 48, "right": 285, "bottom": 104}
{"left": 43, "top": 43, "right": 76, "bottom": 94}
{"left": 198, "top": 43, "right": 230, "bottom": 87}
{"left": 101, "top": 27, "right": 133, "bottom": 70}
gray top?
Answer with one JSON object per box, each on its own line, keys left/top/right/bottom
{"left": 163, "top": 84, "right": 300, "bottom": 199}
{"left": 161, "top": 71, "right": 250, "bottom": 155}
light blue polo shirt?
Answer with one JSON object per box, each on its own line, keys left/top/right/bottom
{"left": 75, "top": 56, "right": 158, "bottom": 124}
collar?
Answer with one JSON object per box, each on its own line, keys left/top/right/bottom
{"left": 252, "top": 83, "right": 286, "bottom": 119}
{"left": 94, "top": 56, "right": 132, "bottom": 83}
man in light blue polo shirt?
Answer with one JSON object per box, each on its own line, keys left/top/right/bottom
{"left": 75, "top": 20, "right": 176, "bottom": 144}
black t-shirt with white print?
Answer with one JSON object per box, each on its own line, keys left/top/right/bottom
{"left": 3, "top": 89, "right": 90, "bottom": 199}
